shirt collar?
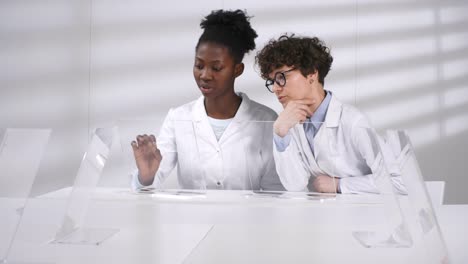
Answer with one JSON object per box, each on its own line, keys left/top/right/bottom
{"left": 309, "top": 90, "right": 331, "bottom": 129}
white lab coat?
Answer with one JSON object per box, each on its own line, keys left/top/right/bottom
{"left": 273, "top": 95, "right": 406, "bottom": 194}
{"left": 132, "top": 92, "right": 284, "bottom": 191}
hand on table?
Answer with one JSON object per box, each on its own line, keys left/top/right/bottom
{"left": 313, "top": 175, "right": 340, "bottom": 193}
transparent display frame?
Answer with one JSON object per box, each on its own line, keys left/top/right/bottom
{"left": 382, "top": 129, "right": 449, "bottom": 263}
{"left": 0, "top": 128, "right": 52, "bottom": 263}
{"left": 49, "top": 127, "right": 119, "bottom": 246}
{"left": 50, "top": 119, "right": 450, "bottom": 263}
{"left": 350, "top": 126, "right": 413, "bottom": 248}
{"left": 118, "top": 119, "right": 338, "bottom": 200}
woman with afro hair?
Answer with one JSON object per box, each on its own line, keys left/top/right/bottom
{"left": 131, "top": 10, "right": 284, "bottom": 191}
{"left": 256, "top": 34, "right": 406, "bottom": 194}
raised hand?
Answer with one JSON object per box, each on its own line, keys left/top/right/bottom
{"left": 274, "top": 99, "right": 315, "bottom": 137}
{"left": 131, "top": 134, "right": 162, "bottom": 186}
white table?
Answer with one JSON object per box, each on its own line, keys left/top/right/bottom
{"left": 2, "top": 188, "right": 467, "bottom": 264}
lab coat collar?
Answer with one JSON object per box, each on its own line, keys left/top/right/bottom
{"left": 218, "top": 93, "right": 251, "bottom": 142}
{"left": 234, "top": 92, "right": 251, "bottom": 120}
{"left": 314, "top": 93, "right": 342, "bottom": 163}
{"left": 192, "top": 96, "right": 207, "bottom": 122}
{"left": 191, "top": 92, "right": 251, "bottom": 144}
{"left": 324, "top": 93, "right": 343, "bottom": 128}
{"left": 191, "top": 92, "right": 250, "bottom": 122}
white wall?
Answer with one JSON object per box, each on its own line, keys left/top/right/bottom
{"left": 1, "top": 0, "right": 467, "bottom": 203}
{"left": 0, "top": 0, "right": 91, "bottom": 196}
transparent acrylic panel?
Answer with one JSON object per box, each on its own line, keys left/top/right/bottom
{"left": 189, "top": 119, "right": 270, "bottom": 192}
{"left": 118, "top": 119, "right": 205, "bottom": 197}
{"left": 120, "top": 119, "right": 337, "bottom": 199}
{"left": 383, "top": 130, "right": 450, "bottom": 263}
{"left": 244, "top": 120, "right": 338, "bottom": 199}
{"left": 182, "top": 121, "right": 403, "bottom": 264}
{"left": 0, "top": 128, "right": 51, "bottom": 263}
{"left": 50, "top": 127, "right": 118, "bottom": 245}
{"left": 350, "top": 126, "right": 412, "bottom": 248}
{"left": 54, "top": 119, "right": 448, "bottom": 262}
{"left": 114, "top": 119, "right": 166, "bottom": 190}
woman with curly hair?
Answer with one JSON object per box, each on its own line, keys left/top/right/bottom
{"left": 255, "top": 34, "right": 405, "bottom": 194}
{"left": 130, "top": 10, "right": 284, "bottom": 191}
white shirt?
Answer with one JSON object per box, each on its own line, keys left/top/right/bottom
{"left": 132, "top": 92, "right": 284, "bottom": 191}
{"left": 273, "top": 94, "right": 406, "bottom": 194}
{"left": 207, "top": 116, "right": 232, "bottom": 141}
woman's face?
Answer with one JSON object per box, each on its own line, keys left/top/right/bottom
{"left": 193, "top": 42, "right": 242, "bottom": 98}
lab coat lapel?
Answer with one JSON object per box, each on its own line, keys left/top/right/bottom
{"left": 218, "top": 93, "right": 250, "bottom": 143}
{"left": 295, "top": 124, "right": 329, "bottom": 177}
{"left": 295, "top": 125, "right": 315, "bottom": 165}
{"left": 314, "top": 95, "right": 342, "bottom": 161}
{"left": 191, "top": 96, "right": 219, "bottom": 147}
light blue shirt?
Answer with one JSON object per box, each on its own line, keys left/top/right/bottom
{"left": 274, "top": 91, "right": 332, "bottom": 153}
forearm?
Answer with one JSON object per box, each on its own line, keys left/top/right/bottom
{"left": 339, "top": 174, "right": 379, "bottom": 194}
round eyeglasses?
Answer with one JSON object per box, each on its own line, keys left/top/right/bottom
{"left": 265, "top": 68, "right": 296, "bottom": 93}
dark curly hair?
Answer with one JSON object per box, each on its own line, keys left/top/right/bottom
{"left": 255, "top": 34, "right": 333, "bottom": 85}
{"left": 196, "top": 9, "right": 258, "bottom": 63}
